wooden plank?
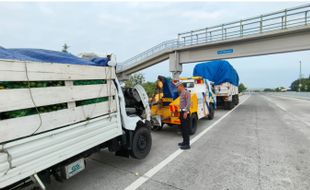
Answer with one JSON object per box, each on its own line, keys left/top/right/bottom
{"left": 0, "top": 60, "right": 115, "bottom": 81}
{"left": 64, "top": 81, "right": 76, "bottom": 109}
{"left": 0, "top": 100, "right": 117, "bottom": 143}
{"left": 0, "top": 82, "right": 116, "bottom": 112}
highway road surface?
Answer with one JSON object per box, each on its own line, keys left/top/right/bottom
{"left": 48, "top": 94, "right": 310, "bottom": 190}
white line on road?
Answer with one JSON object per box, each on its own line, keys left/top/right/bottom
{"left": 124, "top": 95, "right": 251, "bottom": 190}
{"left": 263, "top": 95, "right": 287, "bottom": 111}
{"left": 270, "top": 94, "right": 310, "bottom": 103}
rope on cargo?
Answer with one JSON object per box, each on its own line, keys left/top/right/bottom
{"left": 81, "top": 72, "right": 107, "bottom": 123}
{"left": 24, "top": 62, "right": 43, "bottom": 135}
{"left": 106, "top": 58, "right": 113, "bottom": 121}
{"left": 82, "top": 56, "right": 114, "bottom": 122}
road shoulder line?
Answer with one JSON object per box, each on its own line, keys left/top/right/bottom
{"left": 270, "top": 94, "right": 310, "bottom": 103}
{"left": 263, "top": 95, "right": 287, "bottom": 111}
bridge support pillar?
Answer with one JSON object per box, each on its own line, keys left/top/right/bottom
{"left": 117, "top": 73, "right": 130, "bottom": 81}
{"left": 169, "top": 52, "right": 182, "bottom": 79}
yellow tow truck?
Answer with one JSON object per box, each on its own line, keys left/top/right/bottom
{"left": 150, "top": 76, "right": 216, "bottom": 134}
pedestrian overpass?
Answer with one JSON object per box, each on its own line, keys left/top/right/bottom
{"left": 116, "top": 4, "right": 310, "bottom": 79}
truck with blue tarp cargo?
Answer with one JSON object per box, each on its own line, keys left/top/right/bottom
{"left": 193, "top": 60, "right": 239, "bottom": 110}
{"left": 0, "top": 48, "right": 152, "bottom": 189}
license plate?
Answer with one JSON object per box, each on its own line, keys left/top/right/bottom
{"left": 64, "top": 158, "right": 85, "bottom": 179}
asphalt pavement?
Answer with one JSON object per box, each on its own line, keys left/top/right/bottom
{"left": 48, "top": 94, "right": 310, "bottom": 190}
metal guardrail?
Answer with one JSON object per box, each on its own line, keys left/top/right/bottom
{"left": 118, "top": 4, "right": 310, "bottom": 72}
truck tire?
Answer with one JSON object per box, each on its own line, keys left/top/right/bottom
{"left": 189, "top": 113, "right": 198, "bottom": 135}
{"left": 229, "top": 101, "right": 235, "bottom": 109}
{"left": 224, "top": 101, "right": 234, "bottom": 110}
{"left": 130, "top": 127, "right": 152, "bottom": 159}
{"left": 235, "top": 95, "right": 239, "bottom": 105}
{"left": 207, "top": 104, "right": 215, "bottom": 120}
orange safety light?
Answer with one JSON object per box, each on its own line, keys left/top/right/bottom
{"left": 173, "top": 80, "right": 179, "bottom": 84}
{"left": 174, "top": 105, "right": 179, "bottom": 111}
{"left": 169, "top": 105, "right": 174, "bottom": 112}
{"left": 196, "top": 79, "right": 203, "bottom": 84}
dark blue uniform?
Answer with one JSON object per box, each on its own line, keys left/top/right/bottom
{"left": 179, "top": 90, "right": 191, "bottom": 146}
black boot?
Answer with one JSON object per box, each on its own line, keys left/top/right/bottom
{"left": 180, "top": 144, "right": 191, "bottom": 150}
{"left": 178, "top": 142, "right": 185, "bottom": 146}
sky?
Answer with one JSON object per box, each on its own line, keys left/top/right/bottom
{"left": 0, "top": 2, "right": 309, "bottom": 88}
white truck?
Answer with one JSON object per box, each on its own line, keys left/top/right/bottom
{"left": 214, "top": 82, "right": 239, "bottom": 110}
{"left": 193, "top": 60, "right": 239, "bottom": 110}
{"left": 0, "top": 50, "right": 152, "bottom": 189}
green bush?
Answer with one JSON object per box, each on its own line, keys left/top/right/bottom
{"left": 291, "top": 78, "right": 310, "bottom": 92}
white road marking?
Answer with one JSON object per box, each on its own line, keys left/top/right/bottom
{"left": 270, "top": 94, "right": 310, "bottom": 103}
{"left": 273, "top": 102, "right": 287, "bottom": 112}
{"left": 124, "top": 95, "right": 251, "bottom": 190}
{"left": 263, "top": 96, "right": 287, "bottom": 111}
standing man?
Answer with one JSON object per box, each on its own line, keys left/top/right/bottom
{"left": 176, "top": 82, "right": 191, "bottom": 150}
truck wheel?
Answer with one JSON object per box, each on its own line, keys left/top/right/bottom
{"left": 228, "top": 101, "right": 235, "bottom": 110}
{"left": 189, "top": 113, "right": 198, "bottom": 135}
{"left": 224, "top": 101, "right": 234, "bottom": 110}
{"left": 207, "top": 104, "right": 215, "bottom": 120}
{"left": 224, "top": 102, "right": 229, "bottom": 110}
{"left": 229, "top": 101, "right": 235, "bottom": 110}
{"left": 235, "top": 95, "right": 239, "bottom": 105}
{"left": 130, "top": 127, "right": 152, "bottom": 159}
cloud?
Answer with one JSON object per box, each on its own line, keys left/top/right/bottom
{"left": 177, "top": 10, "right": 226, "bottom": 21}
{"left": 36, "top": 2, "right": 55, "bottom": 16}
{"left": 0, "top": 2, "right": 309, "bottom": 88}
{"left": 97, "top": 13, "right": 131, "bottom": 25}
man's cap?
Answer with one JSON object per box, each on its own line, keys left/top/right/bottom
{"left": 175, "top": 81, "right": 183, "bottom": 87}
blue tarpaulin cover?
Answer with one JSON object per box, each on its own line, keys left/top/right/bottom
{"left": 0, "top": 47, "right": 105, "bottom": 66}
{"left": 162, "top": 77, "right": 178, "bottom": 99}
{"left": 193, "top": 60, "right": 239, "bottom": 86}
{"left": 90, "top": 57, "right": 111, "bottom": 66}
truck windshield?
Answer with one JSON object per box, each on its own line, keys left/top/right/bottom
{"left": 183, "top": 82, "right": 195, "bottom": 88}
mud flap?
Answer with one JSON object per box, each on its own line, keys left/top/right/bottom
{"left": 115, "top": 148, "right": 130, "bottom": 158}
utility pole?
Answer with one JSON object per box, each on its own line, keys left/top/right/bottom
{"left": 298, "top": 60, "right": 302, "bottom": 92}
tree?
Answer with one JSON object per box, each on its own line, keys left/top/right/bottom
{"left": 62, "top": 43, "right": 69, "bottom": 53}
{"left": 124, "top": 73, "right": 157, "bottom": 97}
{"left": 125, "top": 73, "right": 145, "bottom": 88}
{"left": 142, "top": 82, "right": 156, "bottom": 97}
{"left": 290, "top": 78, "right": 310, "bottom": 92}
{"left": 238, "top": 83, "right": 247, "bottom": 93}
{"left": 264, "top": 88, "right": 274, "bottom": 92}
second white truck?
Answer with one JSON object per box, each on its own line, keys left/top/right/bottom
{"left": 193, "top": 60, "right": 239, "bottom": 110}
{"left": 214, "top": 82, "right": 239, "bottom": 110}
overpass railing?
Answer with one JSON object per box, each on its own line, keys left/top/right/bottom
{"left": 118, "top": 4, "right": 310, "bottom": 72}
